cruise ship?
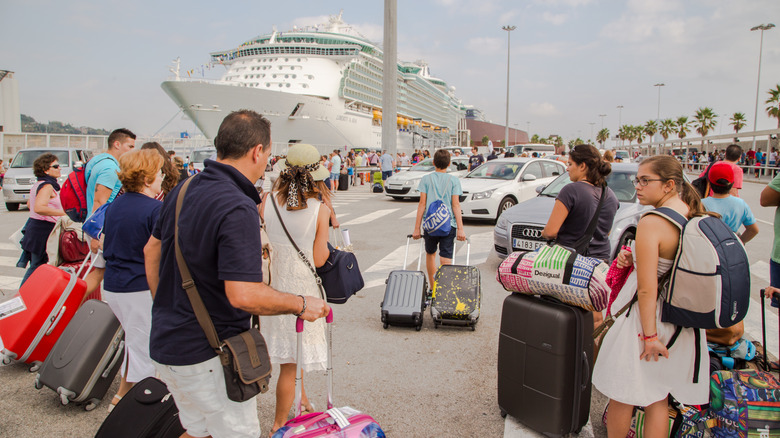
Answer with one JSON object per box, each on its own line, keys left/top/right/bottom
{"left": 161, "top": 12, "right": 468, "bottom": 152}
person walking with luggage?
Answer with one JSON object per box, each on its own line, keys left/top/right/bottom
{"left": 145, "top": 111, "right": 329, "bottom": 438}
{"left": 702, "top": 162, "right": 758, "bottom": 244}
{"left": 412, "top": 149, "right": 466, "bottom": 301}
{"left": 329, "top": 150, "right": 341, "bottom": 192}
{"left": 593, "top": 155, "right": 710, "bottom": 437}
{"left": 379, "top": 150, "right": 395, "bottom": 182}
{"left": 259, "top": 143, "right": 332, "bottom": 436}
{"left": 19, "top": 153, "right": 66, "bottom": 286}
{"left": 83, "top": 128, "right": 136, "bottom": 300}
{"left": 102, "top": 149, "right": 165, "bottom": 411}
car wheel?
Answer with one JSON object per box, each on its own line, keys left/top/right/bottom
{"left": 496, "top": 197, "right": 516, "bottom": 221}
{"left": 5, "top": 202, "right": 19, "bottom": 212}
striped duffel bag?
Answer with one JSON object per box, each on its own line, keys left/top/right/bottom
{"left": 496, "top": 244, "right": 610, "bottom": 312}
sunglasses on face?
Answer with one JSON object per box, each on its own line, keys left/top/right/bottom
{"left": 50, "top": 164, "right": 60, "bottom": 169}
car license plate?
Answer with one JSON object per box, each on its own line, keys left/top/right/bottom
{"left": 513, "top": 238, "right": 543, "bottom": 251}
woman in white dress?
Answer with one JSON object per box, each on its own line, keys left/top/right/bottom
{"left": 260, "top": 143, "right": 332, "bottom": 436}
{"left": 593, "top": 155, "right": 711, "bottom": 437}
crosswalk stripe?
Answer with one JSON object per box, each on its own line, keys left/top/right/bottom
{"left": 504, "top": 416, "right": 594, "bottom": 438}
{"left": 401, "top": 210, "right": 418, "bottom": 219}
{"left": 365, "top": 243, "right": 420, "bottom": 273}
{"left": 0, "top": 275, "right": 22, "bottom": 289}
{"left": 751, "top": 260, "right": 770, "bottom": 283}
{"left": 0, "top": 256, "right": 21, "bottom": 267}
{"left": 0, "top": 243, "right": 19, "bottom": 251}
{"left": 341, "top": 209, "right": 399, "bottom": 226}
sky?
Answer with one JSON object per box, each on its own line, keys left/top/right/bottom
{"left": 1, "top": 0, "right": 779, "bottom": 143}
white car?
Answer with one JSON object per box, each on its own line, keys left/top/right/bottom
{"left": 384, "top": 156, "right": 469, "bottom": 200}
{"left": 458, "top": 158, "right": 565, "bottom": 222}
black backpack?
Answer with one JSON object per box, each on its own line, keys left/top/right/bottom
{"left": 691, "top": 162, "right": 715, "bottom": 198}
{"left": 372, "top": 183, "right": 384, "bottom": 193}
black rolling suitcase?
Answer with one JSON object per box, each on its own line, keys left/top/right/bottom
{"left": 497, "top": 293, "right": 593, "bottom": 436}
{"left": 430, "top": 238, "right": 481, "bottom": 330}
{"left": 95, "top": 377, "right": 185, "bottom": 438}
{"left": 338, "top": 173, "right": 349, "bottom": 191}
{"left": 34, "top": 299, "right": 125, "bottom": 411}
{"left": 381, "top": 234, "right": 428, "bottom": 331}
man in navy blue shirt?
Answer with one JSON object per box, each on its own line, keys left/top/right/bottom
{"left": 144, "top": 110, "right": 329, "bottom": 438}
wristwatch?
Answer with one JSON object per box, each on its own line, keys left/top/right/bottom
{"left": 293, "top": 295, "right": 307, "bottom": 318}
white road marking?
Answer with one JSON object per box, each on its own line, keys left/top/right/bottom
{"left": 752, "top": 260, "right": 771, "bottom": 283}
{"left": 744, "top": 296, "right": 779, "bottom": 361}
{"left": 341, "top": 209, "right": 399, "bottom": 226}
{"left": 504, "top": 416, "right": 594, "bottom": 438}
{"left": 365, "top": 243, "right": 421, "bottom": 273}
{"left": 0, "top": 257, "right": 21, "bottom": 267}
{"left": 757, "top": 219, "right": 774, "bottom": 226}
{"left": 0, "top": 275, "right": 21, "bottom": 290}
{"left": 0, "top": 243, "right": 18, "bottom": 251}
{"left": 402, "top": 210, "right": 418, "bottom": 219}
{"left": 362, "top": 278, "right": 387, "bottom": 290}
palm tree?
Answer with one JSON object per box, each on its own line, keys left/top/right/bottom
{"left": 596, "top": 128, "right": 609, "bottom": 147}
{"left": 767, "top": 84, "right": 780, "bottom": 128}
{"left": 730, "top": 112, "right": 747, "bottom": 133}
{"left": 617, "top": 125, "right": 628, "bottom": 145}
{"left": 635, "top": 125, "right": 646, "bottom": 145}
{"left": 625, "top": 125, "right": 638, "bottom": 145}
{"left": 693, "top": 107, "right": 718, "bottom": 137}
{"left": 660, "top": 118, "right": 676, "bottom": 141}
{"left": 676, "top": 116, "right": 691, "bottom": 142}
{"left": 644, "top": 120, "right": 659, "bottom": 153}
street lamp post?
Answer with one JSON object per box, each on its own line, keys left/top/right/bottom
{"left": 654, "top": 83, "right": 665, "bottom": 155}
{"left": 502, "top": 25, "right": 516, "bottom": 150}
{"left": 751, "top": 23, "right": 775, "bottom": 153}
{"left": 617, "top": 105, "right": 624, "bottom": 149}
{"left": 513, "top": 124, "right": 519, "bottom": 144}
{"left": 598, "top": 114, "right": 607, "bottom": 131}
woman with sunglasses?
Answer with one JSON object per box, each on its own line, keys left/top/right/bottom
{"left": 101, "top": 149, "right": 165, "bottom": 411}
{"left": 19, "top": 153, "right": 66, "bottom": 286}
{"left": 593, "top": 156, "right": 711, "bottom": 437}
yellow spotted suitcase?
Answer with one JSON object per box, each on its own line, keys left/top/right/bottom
{"left": 430, "top": 239, "right": 481, "bottom": 330}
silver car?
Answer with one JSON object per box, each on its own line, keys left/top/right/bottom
{"left": 493, "top": 162, "right": 643, "bottom": 261}
{"left": 384, "top": 156, "right": 469, "bottom": 200}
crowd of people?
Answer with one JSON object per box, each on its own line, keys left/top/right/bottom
{"left": 11, "top": 111, "right": 780, "bottom": 437}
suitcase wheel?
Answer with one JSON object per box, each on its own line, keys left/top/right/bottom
{"left": 471, "top": 325, "right": 476, "bottom": 332}
{"left": 500, "top": 408, "right": 507, "bottom": 419}
{"left": 433, "top": 323, "right": 439, "bottom": 329}
{"left": 34, "top": 376, "right": 42, "bottom": 390}
{"left": 383, "top": 323, "right": 388, "bottom": 329}
{"left": 415, "top": 324, "right": 422, "bottom": 332}
{"left": 1, "top": 356, "right": 11, "bottom": 365}
{"left": 60, "top": 393, "right": 70, "bottom": 406}
{"left": 28, "top": 362, "right": 41, "bottom": 373}
{"left": 84, "top": 399, "right": 99, "bottom": 411}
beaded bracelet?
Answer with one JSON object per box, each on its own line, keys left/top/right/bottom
{"left": 642, "top": 333, "right": 658, "bottom": 342}
{"left": 293, "top": 295, "right": 307, "bottom": 318}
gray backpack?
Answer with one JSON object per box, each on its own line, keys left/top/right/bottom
{"left": 648, "top": 207, "right": 750, "bottom": 330}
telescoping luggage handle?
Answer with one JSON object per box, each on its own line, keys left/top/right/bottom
{"left": 404, "top": 234, "right": 424, "bottom": 271}
{"left": 294, "top": 308, "right": 335, "bottom": 418}
{"left": 760, "top": 288, "right": 780, "bottom": 373}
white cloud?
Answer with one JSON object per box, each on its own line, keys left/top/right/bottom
{"left": 542, "top": 12, "right": 568, "bottom": 26}
{"left": 529, "top": 102, "right": 560, "bottom": 116}
{"left": 466, "top": 37, "right": 504, "bottom": 54}
{"left": 533, "top": 0, "right": 594, "bottom": 7}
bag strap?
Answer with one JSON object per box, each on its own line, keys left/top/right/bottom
{"left": 270, "top": 194, "right": 326, "bottom": 301}
{"left": 174, "top": 176, "right": 224, "bottom": 355}
{"left": 573, "top": 185, "right": 607, "bottom": 254}
{"left": 644, "top": 206, "right": 687, "bottom": 231}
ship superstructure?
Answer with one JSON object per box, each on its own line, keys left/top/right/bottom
{"left": 161, "top": 12, "right": 467, "bottom": 152}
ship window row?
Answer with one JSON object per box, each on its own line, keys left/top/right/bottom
{"left": 238, "top": 47, "right": 358, "bottom": 57}
{"left": 242, "top": 74, "right": 303, "bottom": 80}
{"left": 248, "top": 65, "right": 304, "bottom": 71}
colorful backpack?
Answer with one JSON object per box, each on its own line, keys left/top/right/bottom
{"left": 710, "top": 370, "right": 780, "bottom": 437}
{"left": 60, "top": 163, "right": 89, "bottom": 222}
{"left": 648, "top": 207, "right": 750, "bottom": 330}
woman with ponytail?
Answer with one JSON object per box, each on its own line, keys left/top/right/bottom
{"left": 542, "top": 144, "right": 619, "bottom": 261}
{"left": 593, "top": 155, "right": 711, "bottom": 437}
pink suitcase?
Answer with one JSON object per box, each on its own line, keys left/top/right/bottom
{"left": 272, "top": 310, "right": 385, "bottom": 438}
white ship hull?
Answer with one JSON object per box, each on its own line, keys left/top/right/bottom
{"left": 163, "top": 80, "right": 423, "bottom": 154}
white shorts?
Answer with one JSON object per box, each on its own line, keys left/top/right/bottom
{"left": 85, "top": 236, "right": 106, "bottom": 269}
{"left": 103, "top": 289, "right": 155, "bottom": 383}
{"left": 154, "top": 357, "right": 261, "bottom": 438}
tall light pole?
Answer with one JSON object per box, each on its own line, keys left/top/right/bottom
{"left": 617, "top": 105, "right": 624, "bottom": 148}
{"left": 382, "top": 0, "right": 398, "bottom": 155}
{"left": 502, "top": 25, "right": 516, "bottom": 148}
{"left": 751, "top": 23, "right": 775, "bottom": 152}
{"left": 598, "top": 114, "right": 607, "bottom": 130}
{"left": 513, "top": 123, "right": 519, "bottom": 144}
{"left": 654, "top": 83, "right": 665, "bottom": 121}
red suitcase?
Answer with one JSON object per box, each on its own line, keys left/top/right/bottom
{"left": 0, "top": 264, "right": 88, "bottom": 370}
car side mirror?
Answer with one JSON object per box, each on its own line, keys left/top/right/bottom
{"left": 535, "top": 184, "right": 546, "bottom": 194}
{"left": 522, "top": 174, "right": 537, "bottom": 182}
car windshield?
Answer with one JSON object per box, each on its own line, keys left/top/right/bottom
{"left": 539, "top": 170, "right": 638, "bottom": 203}
{"left": 410, "top": 159, "right": 435, "bottom": 172}
{"left": 465, "top": 161, "right": 524, "bottom": 180}
{"left": 11, "top": 150, "right": 70, "bottom": 168}
{"left": 615, "top": 151, "right": 629, "bottom": 159}
{"left": 191, "top": 150, "right": 214, "bottom": 163}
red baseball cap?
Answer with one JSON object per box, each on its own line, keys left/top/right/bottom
{"left": 708, "top": 161, "right": 734, "bottom": 186}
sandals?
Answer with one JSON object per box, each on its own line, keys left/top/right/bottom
{"left": 107, "top": 394, "right": 122, "bottom": 413}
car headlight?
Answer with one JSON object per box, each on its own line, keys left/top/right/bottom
{"left": 496, "top": 214, "right": 510, "bottom": 230}
{"left": 3, "top": 178, "right": 13, "bottom": 185}
{"left": 472, "top": 189, "right": 495, "bottom": 200}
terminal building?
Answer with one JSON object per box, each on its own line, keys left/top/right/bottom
{"left": 0, "top": 70, "right": 21, "bottom": 133}
{"left": 464, "top": 107, "right": 528, "bottom": 147}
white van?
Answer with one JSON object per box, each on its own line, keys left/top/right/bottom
{"left": 3, "top": 148, "right": 93, "bottom": 211}
{"left": 508, "top": 144, "right": 556, "bottom": 156}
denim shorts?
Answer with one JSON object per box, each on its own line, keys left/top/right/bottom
{"left": 423, "top": 227, "right": 457, "bottom": 259}
{"left": 330, "top": 172, "right": 340, "bottom": 181}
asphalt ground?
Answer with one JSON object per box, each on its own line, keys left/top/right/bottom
{"left": 0, "top": 172, "right": 777, "bottom": 437}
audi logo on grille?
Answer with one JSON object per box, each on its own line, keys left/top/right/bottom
{"left": 522, "top": 229, "right": 543, "bottom": 238}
